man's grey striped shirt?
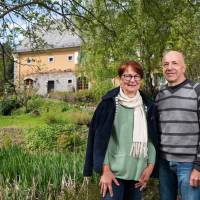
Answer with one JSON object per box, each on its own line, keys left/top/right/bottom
{"left": 156, "top": 79, "right": 200, "bottom": 170}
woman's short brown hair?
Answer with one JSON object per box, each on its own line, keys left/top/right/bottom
{"left": 118, "top": 60, "right": 144, "bottom": 79}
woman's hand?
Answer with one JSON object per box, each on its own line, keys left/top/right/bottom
{"left": 99, "top": 164, "right": 120, "bottom": 197}
{"left": 135, "top": 164, "right": 154, "bottom": 191}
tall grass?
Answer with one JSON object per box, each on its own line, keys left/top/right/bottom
{"left": 0, "top": 146, "right": 87, "bottom": 199}
{"left": 0, "top": 146, "right": 101, "bottom": 200}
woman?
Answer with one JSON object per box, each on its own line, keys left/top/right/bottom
{"left": 83, "top": 60, "right": 158, "bottom": 200}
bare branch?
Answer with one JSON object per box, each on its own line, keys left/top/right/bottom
{"left": 0, "top": 0, "right": 41, "bottom": 19}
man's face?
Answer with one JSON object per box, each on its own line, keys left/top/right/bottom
{"left": 162, "top": 52, "right": 186, "bottom": 86}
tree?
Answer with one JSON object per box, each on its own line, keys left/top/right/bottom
{"left": 0, "top": 42, "right": 14, "bottom": 93}
{"left": 78, "top": 0, "right": 200, "bottom": 96}
{"left": 1, "top": 0, "right": 200, "bottom": 97}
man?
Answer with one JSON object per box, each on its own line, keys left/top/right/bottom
{"left": 156, "top": 50, "right": 200, "bottom": 200}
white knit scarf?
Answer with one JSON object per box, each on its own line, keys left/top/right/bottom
{"left": 118, "top": 87, "right": 148, "bottom": 158}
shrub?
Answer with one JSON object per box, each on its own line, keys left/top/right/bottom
{"left": 75, "top": 90, "right": 96, "bottom": 103}
{"left": 0, "top": 95, "right": 20, "bottom": 115}
{"left": 24, "top": 125, "right": 58, "bottom": 150}
{"left": 50, "top": 90, "right": 96, "bottom": 104}
{"left": 24, "top": 124, "right": 86, "bottom": 151}
{"left": 26, "top": 95, "right": 45, "bottom": 113}
{"left": 61, "top": 104, "right": 71, "bottom": 112}
{"left": 56, "top": 132, "right": 82, "bottom": 151}
{"left": 12, "top": 107, "right": 26, "bottom": 115}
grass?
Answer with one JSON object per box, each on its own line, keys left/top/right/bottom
{"left": 0, "top": 102, "right": 92, "bottom": 129}
{"left": 0, "top": 97, "right": 98, "bottom": 199}
{"left": 0, "top": 97, "right": 159, "bottom": 199}
{"left": 0, "top": 114, "right": 45, "bottom": 128}
{"left": 0, "top": 146, "right": 101, "bottom": 200}
{"left": 0, "top": 146, "right": 84, "bottom": 196}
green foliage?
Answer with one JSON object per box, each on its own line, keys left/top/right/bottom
{"left": 0, "top": 146, "right": 86, "bottom": 199}
{"left": 144, "top": 178, "right": 159, "bottom": 200}
{"left": 70, "top": 111, "right": 92, "bottom": 126}
{"left": 0, "top": 95, "right": 20, "bottom": 115}
{"left": 24, "top": 125, "right": 57, "bottom": 150}
{"left": 91, "top": 79, "right": 114, "bottom": 101}
{"left": 61, "top": 105, "right": 70, "bottom": 112}
{"left": 24, "top": 124, "right": 87, "bottom": 151}
{"left": 62, "top": 90, "right": 96, "bottom": 104}
{"left": 75, "top": 90, "right": 96, "bottom": 103}
{"left": 44, "top": 112, "right": 64, "bottom": 124}
{"left": 0, "top": 114, "right": 46, "bottom": 128}
{"left": 47, "top": 91, "right": 70, "bottom": 100}
{"left": 26, "top": 95, "right": 45, "bottom": 113}
{"left": 1, "top": 135, "right": 12, "bottom": 148}
{"left": 78, "top": 0, "right": 200, "bottom": 96}
{"left": 62, "top": 92, "right": 77, "bottom": 103}
{"left": 0, "top": 95, "right": 161, "bottom": 199}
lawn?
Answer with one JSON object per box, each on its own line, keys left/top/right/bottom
{"left": 0, "top": 97, "right": 92, "bottom": 128}
{"left": 0, "top": 114, "right": 45, "bottom": 128}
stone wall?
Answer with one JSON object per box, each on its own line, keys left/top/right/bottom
{"left": 24, "top": 71, "right": 76, "bottom": 95}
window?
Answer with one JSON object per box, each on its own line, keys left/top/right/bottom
{"left": 48, "top": 56, "right": 54, "bottom": 63}
{"left": 27, "top": 57, "right": 32, "bottom": 64}
{"left": 77, "top": 76, "right": 89, "bottom": 90}
{"left": 67, "top": 55, "right": 73, "bottom": 61}
{"left": 68, "top": 79, "right": 72, "bottom": 84}
{"left": 24, "top": 78, "right": 33, "bottom": 88}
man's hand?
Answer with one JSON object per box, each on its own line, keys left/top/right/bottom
{"left": 99, "top": 165, "right": 120, "bottom": 197}
{"left": 189, "top": 169, "right": 200, "bottom": 187}
{"left": 135, "top": 164, "right": 154, "bottom": 191}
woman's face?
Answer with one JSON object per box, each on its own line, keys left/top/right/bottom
{"left": 120, "top": 66, "right": 142, "bottom": 97}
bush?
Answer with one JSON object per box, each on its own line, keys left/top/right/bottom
{"left": 26, "top": 95, "right": 44, "bottom": 113}
{"left": 75, "top": 90, "right": 96, "bottom": 103}
{"left": 24, "top": 125, "right": 57, "bottom": 150}
{"left": 78, "top": 90, "right": 96, "bottom": 103}
{"left": 48, "top": 90, "right": 96, "bottom": 104}
{"left": 61, "top": 104, "right": 71, "bottom": 112}
{"left": 24, "top": 124, "right": 87, "bottom": 151}
{"left": 0, "top": 95, "right": 20, "bottom": 115}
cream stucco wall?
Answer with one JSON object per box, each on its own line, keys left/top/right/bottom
{"left": 15, "top": 47, "right": 79, "bottom": 86}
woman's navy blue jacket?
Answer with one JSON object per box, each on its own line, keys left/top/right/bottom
{"left": 83, "top": 87, "right": 158, "bottom": 177}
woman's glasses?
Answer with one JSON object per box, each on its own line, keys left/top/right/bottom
{"left": 122, "top": 74, "right": 141, "bottom": 81}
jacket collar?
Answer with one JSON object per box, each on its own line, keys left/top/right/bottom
{"left": 102, "top": 87, "right": 153, "bottom": 109}
{"left": 102, "top": 87, "right": 120, "bottom": 100}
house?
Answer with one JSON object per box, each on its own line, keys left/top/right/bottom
{"left": 13, "top": 29, "right": 89, "bottom": 95}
